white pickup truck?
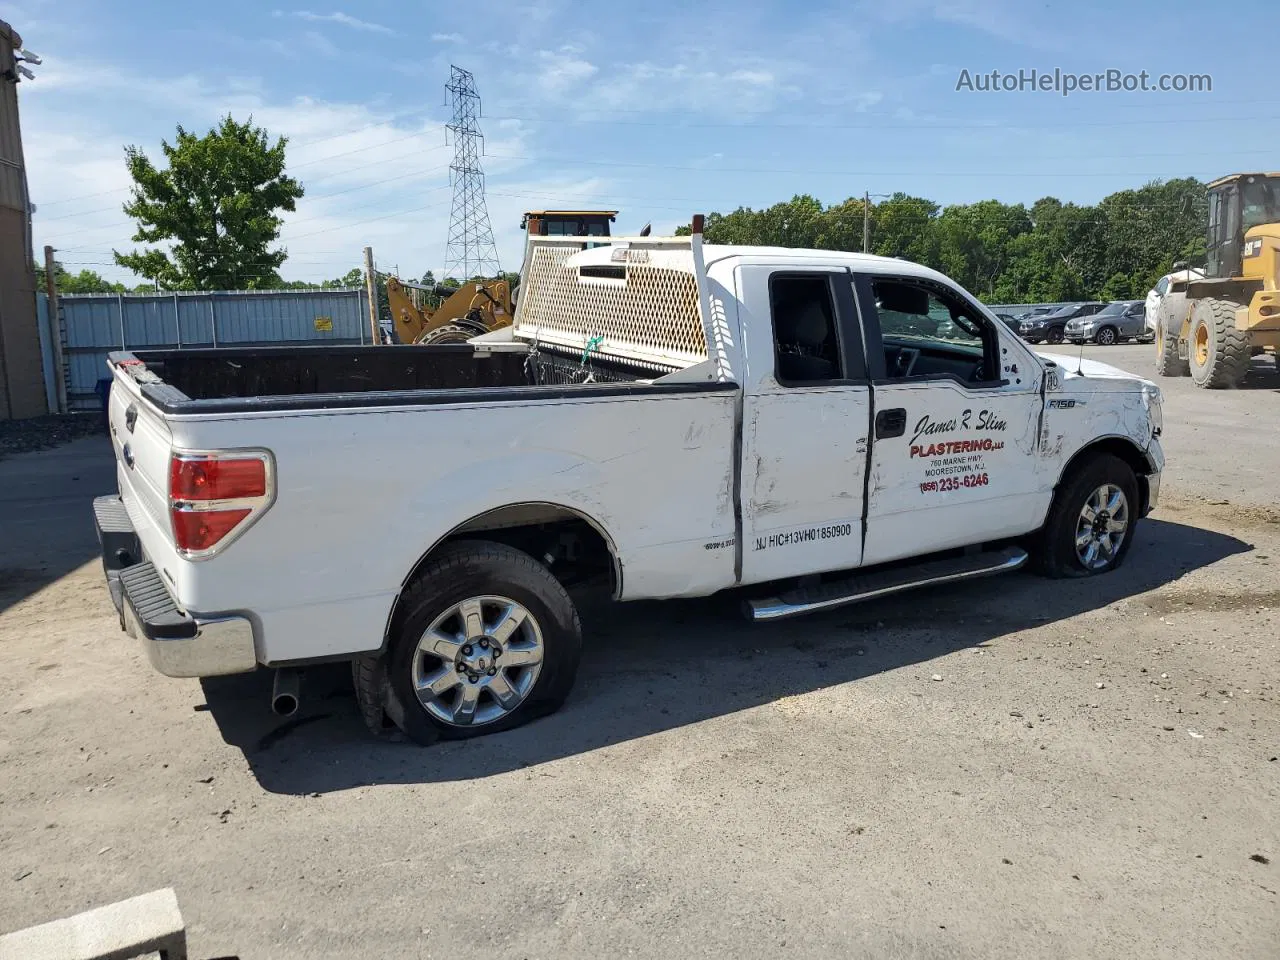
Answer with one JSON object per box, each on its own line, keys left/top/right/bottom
{"left": 95, "top": 225, "right": 1165, "bottom": 743}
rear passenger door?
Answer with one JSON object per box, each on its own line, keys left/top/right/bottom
{"left": 736, "top": 266, "right": 870, "bottom": 586}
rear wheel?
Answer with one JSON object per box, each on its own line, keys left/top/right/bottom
{"left": 373, "top": 541, "right": 582, "bottom": 744}
{"left": 1094, "top": 326, "right": 1118, "bottom": 346}
{"left": 1154, "top": 314, "right": 1189, "bottom": 377}
{"left": 1188, "top": 298, "right": 1250, "bottom": 388}
{"left": 1036, "top": 454, "right": 1139, "bottom": 578}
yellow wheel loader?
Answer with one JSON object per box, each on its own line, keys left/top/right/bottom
{"left": 386, "top": 277, "right": 515, "bottom": 345}
{"left": 1155, "top": 172, "right": 1280, "bottom": 387}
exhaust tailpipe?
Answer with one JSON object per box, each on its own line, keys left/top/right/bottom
{"left": 271, "top": 668, "right": 302, "bottom": 717}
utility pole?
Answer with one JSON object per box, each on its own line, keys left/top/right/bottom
{"left": 863, "top": 191, "right": 870, "bottom": 254}
{"left": 363, "top": 246, "right": 380, "bottom": 345}
{"left": 42, "top": 245, "right": 67, "bottom": 413}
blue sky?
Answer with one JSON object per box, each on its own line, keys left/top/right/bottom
{"left": 13, "top": 0, "right": 1271, "bottom": 284}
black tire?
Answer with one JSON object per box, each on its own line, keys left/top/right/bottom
{"left": 377, "top": 540, "right": 582, "bottom": 745}
{"left": 418, "top": 323, "right": 483, "bottom": 345}
{"left": 1154, "top": 314, "right": 1189, "bottom": 377}
{"left": 1046, "top": 326, "right": 1065, "bottom": 344}
{"left": 1188, "top": 298, "right": 1250, "bottom": 388}
{"left": 1035, "top": 453, "right": 1140, "bottom": 578}
{"left": 352, "top": 654, "right": 405, "bottom": 741}
{"left": 1094, "top": 326, "right": 1118, "bottom": 346}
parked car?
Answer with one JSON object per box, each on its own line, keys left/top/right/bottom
{"left": 1020, "top": 303, "right": 1106, "bottom": 344}
{"left": 1016, "top": 306, "right": 1055, "bottom": 322}
{"left": 1144, "top": 268, "right": 1205, "bottom": 334}
{"left": 994, "top": 312, "right": 1022, "bottom": 333}
{"left": 1065, "top": 300, "right": 1149, "bottom": 345}
{"left": 94, "top": 231, "right": 1165, "bottom": 743}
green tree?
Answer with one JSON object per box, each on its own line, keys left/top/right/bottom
{"left": 34, "top": 259, "right": 128, "bottom": 294}
{"left": 869, "top": 193, "right": 940, "bottom": 264}
{"left": 114, "top": 115, "right": 304, "bottom": 291}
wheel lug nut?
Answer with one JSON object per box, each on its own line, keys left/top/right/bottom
{"left": 457, "top": 663, "right": 465, "bottom": 673}
{"left": 487, "top": 668, "right": 497, "bottom": 676}
{"left": 462, "top": 645, "right": 472, "bottom": 655}
{"left": 468, "top": 674, "right": 478, "bottom": 683}
{"left": 479, "top": 639, "right": 489, "bottom": 649}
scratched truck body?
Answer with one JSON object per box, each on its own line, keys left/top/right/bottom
{"left": 95, "top": 227, "right": 1165, "bottom": 743}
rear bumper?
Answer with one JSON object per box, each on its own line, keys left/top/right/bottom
{"left": 93, "top": 495, "right": 258, "bottom": 678}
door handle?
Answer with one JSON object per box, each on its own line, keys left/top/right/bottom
{"left": 875, "top": 407, "right": 907, "bottom": 439}
{"left": 122, "top": 443, "right": 135, "bottom": 469}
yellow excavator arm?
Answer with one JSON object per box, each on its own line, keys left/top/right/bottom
{"left": 386, "top": 277, "right": 515, "bottom": 344}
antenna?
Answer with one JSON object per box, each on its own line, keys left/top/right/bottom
{"left": 442, "top": 66, "right": 501, "bottom": 281}
{"left": 1075, "top": 321, "right": 1087, "bottom": 376}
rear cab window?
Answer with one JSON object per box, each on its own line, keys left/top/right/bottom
{"left": 768, "top": 274, "right": 846, "bottom": 385}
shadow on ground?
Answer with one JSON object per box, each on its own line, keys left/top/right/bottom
{"left": 202, "top": 515, "right": 1253, "bottom": 794}
{"left": 0, "top": 435, "right": 115, "bottom": 615}
{"left": 1229, "top": 355, "right": 1280, "bottom": 391}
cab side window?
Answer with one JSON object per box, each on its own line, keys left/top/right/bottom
{"left": 769, "top": 274, "right": 844, "bottom": 384}
{"left": 872, "top": 278, "right": 997, "bottom": 385}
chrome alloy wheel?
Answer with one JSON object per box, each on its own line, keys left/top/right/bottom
{"left": 1074, "top": 483, "right": 1129, "bottom": 570}
{"left": 411, "top": 595, "right": 545, "bottom": 727}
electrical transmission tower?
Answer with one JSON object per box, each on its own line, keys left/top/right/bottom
{"left": 443, "top": 65, "right": 501, "bottom": 280}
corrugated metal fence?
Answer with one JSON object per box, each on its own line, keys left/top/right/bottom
{"left": 40, "top": 288, "right": 370, "bottom": 409}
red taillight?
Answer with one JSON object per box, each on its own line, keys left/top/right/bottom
{"left": 172, "top": 508, "right": 252, "bottom": 553}
{"left": 169, "top": 452, "right": 272, "bottom": 557}
{"left": 170, "top": 456, "right": 266, "bottom": 501}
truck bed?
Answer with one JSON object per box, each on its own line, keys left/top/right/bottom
{"left": 115, "top": 343, "right": 674, "bottom": 414}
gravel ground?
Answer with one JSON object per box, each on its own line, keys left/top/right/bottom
{"left": 0, "top": 412, "right": 105, "bottom": 461}
{"left": 0, "top": 343, "right": 1276, "bottom": 959}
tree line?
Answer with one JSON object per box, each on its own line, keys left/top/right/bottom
{"left": 678, "top": 179, "right": 1207, "bottom": 303}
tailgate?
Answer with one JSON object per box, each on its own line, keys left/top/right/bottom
{"left": 107, "top": 367, "right": 175, "bottom": 562}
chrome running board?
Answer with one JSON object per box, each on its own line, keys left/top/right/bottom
{"left": 747, "top": 546, "right": 1029, "bottom": 622}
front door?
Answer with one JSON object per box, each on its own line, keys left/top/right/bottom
{"left": 736, "top": 265, "right": 871, "bottom": 586}
{"left": 856, "top": 273, "right": 1044, "bottom": 567}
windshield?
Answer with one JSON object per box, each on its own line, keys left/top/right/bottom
{"left": 1240, "top": 177, "right": 1280, "bottom": 231}
{"left": 1093, "top": 302, "right": 1126, "bottom": 317}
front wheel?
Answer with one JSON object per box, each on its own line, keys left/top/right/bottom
{"left": 1094, "top": 326, "right": 1118, "bottom": 346}
{"left": 1036, "top": 454, "right": 1139, "bottom": 578}
{"left": 1188, "top": 298, "right": 1250, "bottom": 388}
{"left": 1046, "top": 326, "right": 1065, "bottom": 345}
{"left": 371, "top": 541, "right": 583, "bottom": 744}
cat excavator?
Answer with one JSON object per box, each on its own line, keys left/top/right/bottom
{"left": 386, "top": 210, "right": 621, "bottom": 344}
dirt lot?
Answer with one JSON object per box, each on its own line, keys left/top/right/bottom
{"left": 1, "top": 343, "right": 1277, "bottom": 959}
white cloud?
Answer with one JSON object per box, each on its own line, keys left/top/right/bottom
{"left": 533, "top": 50, "right": 598, "bottom": 95}
{"left": 300, "top": 30, "right": 341, "bottom": 58}
{"left": 276, "top": 10, "right": 393, "bottom": 35}
{"left": 431, "top": 33, "right": 463, "bottom": 43}
{"left": 570, "top": 59, "right": 787, "bottom": 115}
